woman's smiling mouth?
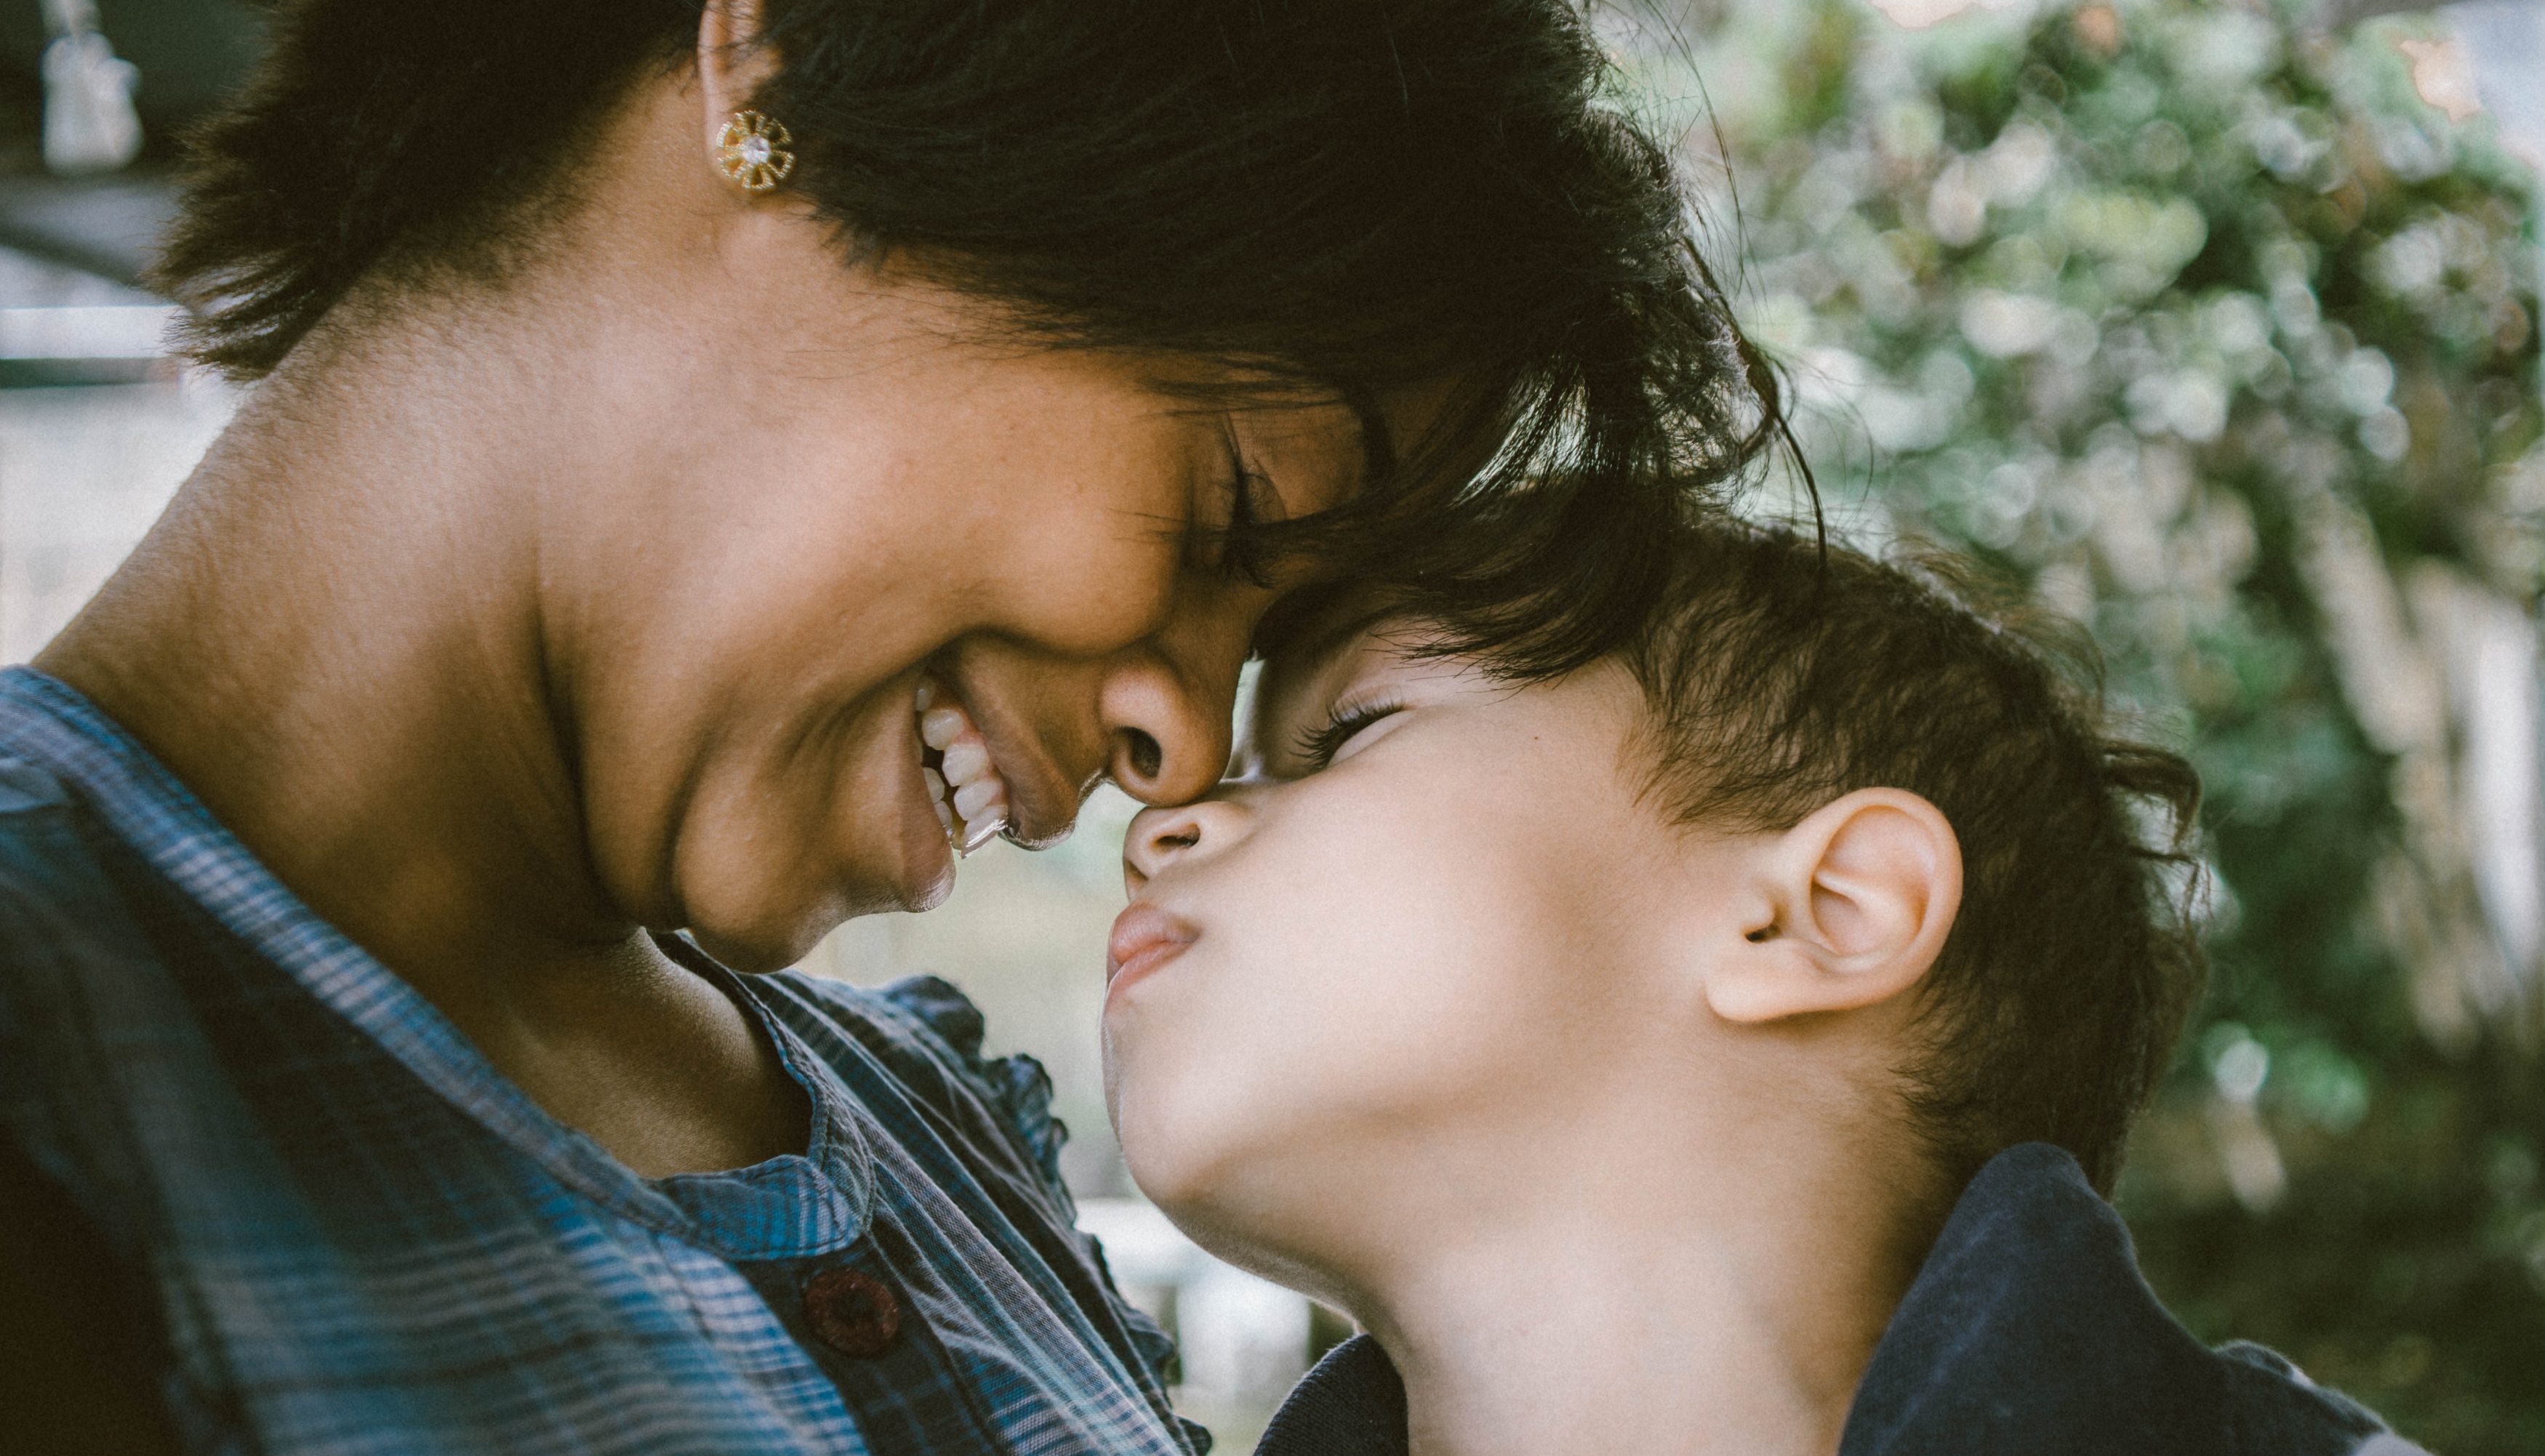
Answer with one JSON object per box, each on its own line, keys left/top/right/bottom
{"left": 915, "top": 680, "right": 1011, "bottom": 854}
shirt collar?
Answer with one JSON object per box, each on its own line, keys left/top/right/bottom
{"left": 1257, "top": 1143, "right": 2362, "bottom": 1456}
{"left": 1837, "top": 1141, "right": 2235, "bottom": 1455}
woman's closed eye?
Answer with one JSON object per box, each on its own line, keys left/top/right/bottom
{"left": 1291, "top": 699, "right": 1404, "bottom": 772}
{"left": 1207, "top": 422, "right": 1279, "bottom": 584}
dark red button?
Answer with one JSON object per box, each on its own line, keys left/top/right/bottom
{"left": 803, "top": 1267, "right": 901, "bottom": 1358}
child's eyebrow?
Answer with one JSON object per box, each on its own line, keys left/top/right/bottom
{"left": 1243, "top": 660, "right": 1333, "bottom": 768}
{"left": 1251, "top": 586, "right": 1353, "bottom": 667}
{"left": 1253, "top": 624, "right": 1397, "bottom": 743}
{"left": 1262, "top": 585, "right": 1425, "bottom": 682}
{"left": 1245, "top": 631, "right": 1384, "bottom": 772}
{"left": 1249, "top": 571, "right": 1419, "bottom": 669}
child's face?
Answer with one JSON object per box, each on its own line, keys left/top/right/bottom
{"left": 1102, "top": 611, "right": 1755, "bottom": 1274}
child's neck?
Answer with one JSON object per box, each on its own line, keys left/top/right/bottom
{"left": 1351, "top": 1132, "right": 1926, "bottom": 1456}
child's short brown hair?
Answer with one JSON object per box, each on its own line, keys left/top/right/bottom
{"left": 1618, "top": 521, "right": 2205, "bottom": 1195}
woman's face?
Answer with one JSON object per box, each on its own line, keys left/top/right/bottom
{"left": 1099, "top": 614, "right": 1739, "bottom": 1282}
{"left": 545, "top": 214, "right": 1375, "bottom": 970}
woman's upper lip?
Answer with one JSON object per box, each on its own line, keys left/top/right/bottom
{"left": 937, "top": 671, "right": 1078, "bottom": 846}
{"left": 1107, "top": 902, "right": 1198, "bottom": 985}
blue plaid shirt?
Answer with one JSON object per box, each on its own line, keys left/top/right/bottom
{"left": 0, "top": 667, "right": 1204, "bottom": 1455}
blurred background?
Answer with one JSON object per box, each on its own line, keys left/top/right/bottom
{"left": 0, "top": 1, "right": 2534, "bottom": 1450}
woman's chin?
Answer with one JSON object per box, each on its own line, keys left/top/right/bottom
{"left": 702, "top": 868, "right": 947, "bottom": 969}
{"left": 677, "top": 856, "right": 913, "bottom": 973}
{"left": 682, "top": 917, "right": 822, "bottom": 976}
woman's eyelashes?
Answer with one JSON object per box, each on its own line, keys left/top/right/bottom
{"left": 1290, "top": 699, "right": 1403, "bottom": 771}
{"left": 1209, "top": 426, "right": 1275, "bottom": 584}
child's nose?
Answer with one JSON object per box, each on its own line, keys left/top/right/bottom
{"left": 1121, "top": 797, "right": 1246, "bottom": 893}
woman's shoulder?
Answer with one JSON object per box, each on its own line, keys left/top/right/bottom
{"left": 0, "top": 749, "right": 188, "bottom": 1097}
{"left": 0, "top": 751, "right": 119, "bottom": 922}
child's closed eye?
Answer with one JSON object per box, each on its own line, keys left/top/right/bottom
{"left": 1291, "top": 700, "right": 1404, "bottom": 771}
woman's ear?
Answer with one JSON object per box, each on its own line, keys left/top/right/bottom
{"left": 697, "top": 0, "right": 775, "bottom": 142}
{"left": 1705, "top": 789, "right": 1963, "bottom": 1026}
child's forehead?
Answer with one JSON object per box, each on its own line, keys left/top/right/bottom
{"left": 1249, "top": 590, "right": 1435, "bottom": 725}
{"left": 1254, "top": 583, "right": 1399, "bottom": 683}
{"left": 1253, "top": 578, "right": 1400, "bottom": 666}
{"left": 1253, "top": 628, "right": 1383, "bottom": 729}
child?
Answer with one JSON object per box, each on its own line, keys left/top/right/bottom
{"left": 1101, "top": 521, "right": 2424, "bottom": 1456}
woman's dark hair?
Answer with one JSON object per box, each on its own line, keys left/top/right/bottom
{"left": 153, "top": 0, "right": 1778, "bottom": 672}
{"left": 1622, "top": 522, "right": 2206, "bottom": 1196}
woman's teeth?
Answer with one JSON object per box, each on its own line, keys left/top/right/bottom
{"left": 939, "top": 739, "right": 990, "bottom": 782}
{"left": 915, "top": 683, "right": 1009, "bottom": 855}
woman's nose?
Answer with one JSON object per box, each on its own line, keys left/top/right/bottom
{"left": 1098, "top": 586, "right": 1257, "bottom": 806}
{"left": 1100, "top": 657, "right": 1236, "bottom": 807}
{"left": 1122, "top": 797, "right": 1247, "bottom": 893}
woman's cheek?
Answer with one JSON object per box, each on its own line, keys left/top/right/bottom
{"left": 987, "top": 531, "right": 1185, "bottom": 656}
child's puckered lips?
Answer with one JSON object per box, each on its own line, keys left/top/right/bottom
{"left": 1107, "top": 903, "right": 1199, "bottom": 992}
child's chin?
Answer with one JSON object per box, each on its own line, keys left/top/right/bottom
{"left": 1120, "top": 1133, "right": 1304, "bottom": 1266}
{"left": 1113, "top": 1062, "right": 1346, "bottom": 1243}
{"left": 1118, "top": 1118, "right": 1251, "bottom": 1235}
{"left": 1114, "top": 1123, "right": 1215, "bottom": 1218}
{"left": 1111, "top": 1068, "right": 1232, "bottom": 1202}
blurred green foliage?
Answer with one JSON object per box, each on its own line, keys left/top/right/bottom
{"left": 1642, "top": 1, "right": 2545, "bottom": 1449}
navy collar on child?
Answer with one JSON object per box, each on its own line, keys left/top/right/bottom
{"left": 1252, "top": 1142, "right": 2418, "bottom": 1456}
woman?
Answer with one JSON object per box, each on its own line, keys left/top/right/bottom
{"left": 0, "top": 1, "right": 1767, "bottom": 1452}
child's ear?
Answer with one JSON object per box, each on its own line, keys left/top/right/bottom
{"left": 1704, "top": 789, "right": 1963, "bottom": 1026}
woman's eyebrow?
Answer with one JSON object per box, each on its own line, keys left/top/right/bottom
{"left": 1346, "top": 390, "right": 1395, "bottom": 500}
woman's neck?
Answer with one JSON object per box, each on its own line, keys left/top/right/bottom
{"left": 34, "top": 289, "right": 806, "bottom": 1177}
{"left": 41, "top": 301, "right": 604, "bottom": 978}
{"left": 1350, "top": 1130, "right": 1923, "bottom": 1456}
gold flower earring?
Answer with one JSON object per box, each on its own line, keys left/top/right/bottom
{"left": 715, "top": 109, "right": 795, "bottom": 194}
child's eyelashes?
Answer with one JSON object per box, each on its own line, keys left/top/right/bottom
{"left": 1292, "top": 699, "right": 1404, "bottom": 771}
